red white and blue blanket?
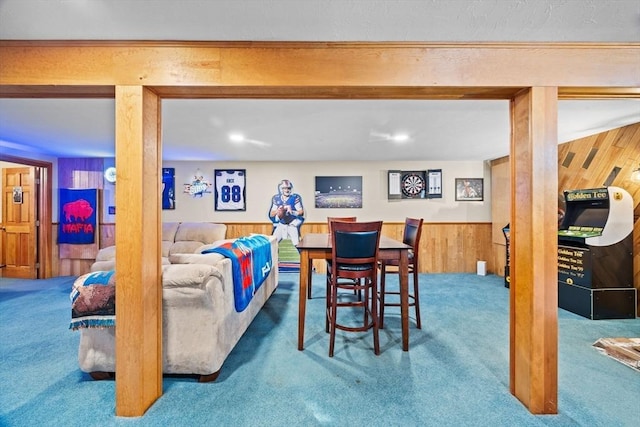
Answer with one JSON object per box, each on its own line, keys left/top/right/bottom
{"left": 202, "top": 235, "right": 272, "bottom": 312}
{"left": 69, "top": 270, "right": 116, "bottom": 330}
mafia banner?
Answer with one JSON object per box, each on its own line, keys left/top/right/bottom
{"left": 58, "top": 188, "right": 98, "bottom": 244}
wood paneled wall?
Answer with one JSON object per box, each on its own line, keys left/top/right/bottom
{"left": 55, "top": 221, "right": 493, "bottom": 276}
{"left": 229, "top": 221, "right": 494, "bottom": 275}
{"left": 53, "top": 222, "right": 114, "bottom": 276}
{"left": 491, "top": 122, "right": 640, "bottom": 315}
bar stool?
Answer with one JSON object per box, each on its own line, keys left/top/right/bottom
{"left": 308, "top": 216, "right": 356, "bottom": 299}
{"left": 378, "top": 217, "right": 423, "bottom": 329}
{"left": 326, "top": 220, "right": 382, "bottom": 356}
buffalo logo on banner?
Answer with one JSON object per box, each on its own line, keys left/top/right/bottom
{"left": 59, "top": 189, "right": 98, "bottom": 244}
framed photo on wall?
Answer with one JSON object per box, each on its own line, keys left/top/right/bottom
{"left": 455, "top": 178, "right": 484, "bottom": 201}
{"left": 315, "top": 176, "right": 363, "bottom": 208}
{"left": 162, "top": 168, "right": 175, "bottom": 210}
{"left": 214, "top": 169, "right": 246, "bottom": 211}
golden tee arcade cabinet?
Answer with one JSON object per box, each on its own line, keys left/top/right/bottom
{"left": 557, "top": 187, "right": 636, "bottom": 319}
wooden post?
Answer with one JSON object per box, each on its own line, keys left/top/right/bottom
{"left": 114, "top": 85, "right": 163, "bottom": 416}
{"left": 510, "top": 87, "right": 559, "bottom": 413}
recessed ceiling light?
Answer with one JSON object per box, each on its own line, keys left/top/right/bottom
{"left": 391, "top": 133, "right": 410, "bottom": 142}
{"left": 229, "top": 133, "right": 245, "bottom": 143}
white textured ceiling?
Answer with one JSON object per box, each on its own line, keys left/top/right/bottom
{"left": 1, "top": 0, "right": 639, "bottom": 162}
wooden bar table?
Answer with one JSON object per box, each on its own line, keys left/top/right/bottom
{"left": 296, "top": 233, "right": 412, "bottom": 351}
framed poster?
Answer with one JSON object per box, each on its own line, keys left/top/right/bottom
{"left": 12, "top": 186, "right": 23, "bottom": 204}
{"left": 214, "top": 169, "right": 246, "bottom": 211}
{"left": 162, "top": 167, "right": 175, "bottom": 210}
{"left": 455, "top": 178, "right": 484, "bottom": 201}
{"left": 58, "top": 188, "right": 98, "bottom": 244}
{"left": 315, "top": 176, "right": 362, "bottom": 208}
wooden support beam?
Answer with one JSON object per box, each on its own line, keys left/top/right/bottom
{"left": 510, "top": 87, "right": 559, "bottom": 414}
{"left": 114, "top": 86, "right": 162, "bottom": 417}
{"left": 1, "top": 41, "right": 636, "bottom": 417}
{"left": 1, "top": 42, "right": 639, "bottom": 93}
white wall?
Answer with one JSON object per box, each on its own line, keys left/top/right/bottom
{"left": 160, "top": 160, "right": 492, "bottom": 224}
{"left": 2, "top": 158, "right": 492, "bottom": 224}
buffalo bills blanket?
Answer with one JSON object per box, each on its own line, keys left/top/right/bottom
{"left": 69, "top": 270, "right": 116, "bottom": 330}
{"left": 202, "top": 235, "right": 272, "bottom": 312}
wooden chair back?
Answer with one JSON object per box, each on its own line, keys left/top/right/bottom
{"left": 327, "top": 216, "right": 357, "bottom": 234}
{"left": 330, "top": 221, "right": 382, "bottom": 276}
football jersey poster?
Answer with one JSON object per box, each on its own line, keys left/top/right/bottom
{"left": 215, "top": 169, "right": 246, "bottom": 211}
{"left": 58, "top": 188, "right": 98, "bottom": 244}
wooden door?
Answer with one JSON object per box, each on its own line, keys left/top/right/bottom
{"left": 2, "top": 167, "right": 38, "bottom": 278}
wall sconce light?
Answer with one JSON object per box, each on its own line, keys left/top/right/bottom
{"left": 104, "top": 166, "right": 116, "bottom": 183}
{"left": 631, "top": 164, "right": 640, "bottom": 183}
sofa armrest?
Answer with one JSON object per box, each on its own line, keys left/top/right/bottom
{"left": 162, "top": 264, "right": 223, "bottom": 288}
{"left": 168, "top": 252, "right": 226, "bottom": 266}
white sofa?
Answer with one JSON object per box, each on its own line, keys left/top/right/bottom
{"left": 90, "top": 221, "right": 228, "bottom": 271}
{"left": 77, "top": 231, "right": 279, "bottom": 382}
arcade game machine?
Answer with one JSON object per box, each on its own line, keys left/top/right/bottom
{"left": 502, "top": 224, "right": 510, "bottom": 288}
{"left": 557, "top": 186, "right": 636, "bottom": 319}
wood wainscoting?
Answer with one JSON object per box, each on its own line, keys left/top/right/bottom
{"left": 54, "top": 221, "right": 493, "bottom": 277}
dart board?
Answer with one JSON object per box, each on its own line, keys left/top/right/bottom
{"left": 401, "top": 172, "right": 426, "bottom": 198}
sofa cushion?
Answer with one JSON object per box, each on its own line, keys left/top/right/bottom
{"left": 162, "top": 241, "right": 174, "bottom": 259}
{"left": 169, "top": 241, "right": 207, "bottom": 255}
{"left": 90, "top": 260, "right": 115, "bottom": 272}
{"left": 95, "top": 245, "right": 116, "bottom": 262}
{"left": 174, "top": 222, "right": 227, "bottom": 246}
{"left": 162, "top": 222, "right": 181, "bottom": 258}
{"left": 163, "top": 222, "right": 180, "bottom": 242}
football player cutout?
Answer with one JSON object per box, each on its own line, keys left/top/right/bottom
{"left": 269, "top": 179, "right": 305, "bottom": 245}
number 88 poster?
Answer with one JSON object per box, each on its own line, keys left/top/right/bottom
{"left": 214, "top": 169, "right": 246, "bottom": 211}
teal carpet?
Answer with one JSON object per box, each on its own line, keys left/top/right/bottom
{"left": 1, "top": 273, "right": 639, "bottom": 426}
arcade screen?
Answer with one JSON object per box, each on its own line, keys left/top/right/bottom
{"left": 558, "top": 200, "right": 608, "bottom": 238}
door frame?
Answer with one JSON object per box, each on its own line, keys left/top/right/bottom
{"left": 0, "top": 153, "right": 53, "bottom": 278}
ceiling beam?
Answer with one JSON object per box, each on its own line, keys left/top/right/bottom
{"left": 1, "top": 42, "right": 639, "bottom": 96}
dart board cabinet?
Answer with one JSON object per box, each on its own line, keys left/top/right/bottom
{"left": 388, "top": 169, "right": 442, "bottom": 200}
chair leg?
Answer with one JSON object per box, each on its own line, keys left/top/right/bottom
{"left": 379, "top": 264, "right": 386, "bottom": 329}
{"left": 325, "top": 273, "right": 331, "bottom": 333}
{"left": 363, "top": 279, "right": 370, "bottom": 327}
{"left": 371, "top": 277, "right": 380, "bottom": 355}
{"left": 412, "top": 269, "right": 421, "bottom": 329}
{"left": 328, "top": 278, "right": 338, "bottom": 357}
